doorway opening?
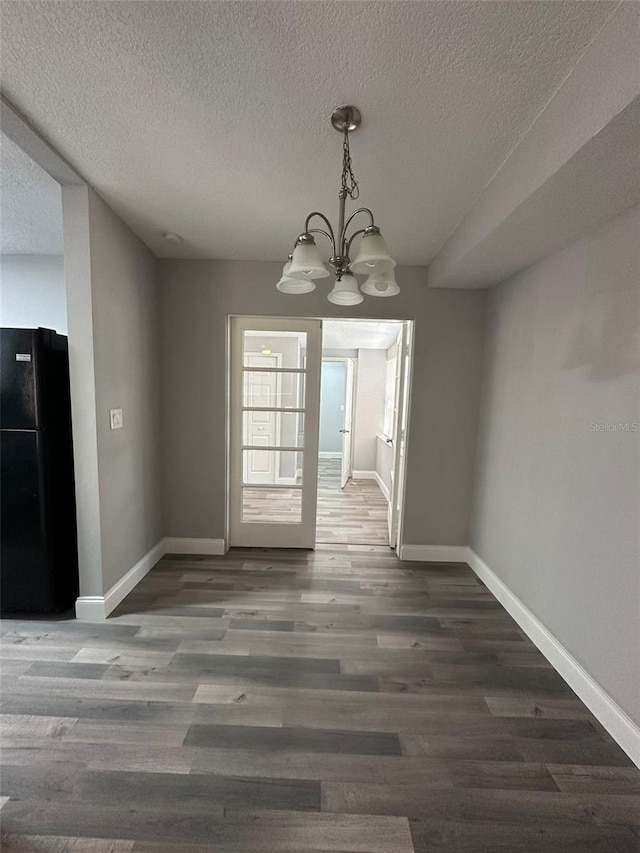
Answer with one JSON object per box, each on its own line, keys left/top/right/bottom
{"left": 0, "top": 131, "right": 80, "bottom": 615}
{"left": 227, "top": 315, "right": 413, "bottom": 554}
{"left": 315, "top": 319, "right": 413, "bottom": 548}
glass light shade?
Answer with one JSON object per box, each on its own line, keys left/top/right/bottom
{"left": 327, "top": 272, "right": 364, "bottom": 306}
{"left": 360, "top": 268, "right": 400, "bottom": 297}
{"left": 277, "top": 276, "right": 316, "bottom": 294}
{"left": 288, "top": 241, "right": 330, "bottom": 280}
{"left": 350, "top": 231, "right": 395, "bottom": 275}
{"left": 276, "top": 259, "right": 316, "bottom": 293}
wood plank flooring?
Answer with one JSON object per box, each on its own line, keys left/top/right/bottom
{"left": 316, "top": 459, "right": 389, "bottom": 545}
{"left": 2, "top": 545, "right": 639, "bottom": 851}
{"left": 239, "top": 459, "right": 389, "bottom": 544}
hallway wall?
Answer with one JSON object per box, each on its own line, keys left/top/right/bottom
{"left": 353, "top": 349, "right": 386, "bottom": 472}
{"left": 63, "top": 186, "right": 162, "bottom": 598}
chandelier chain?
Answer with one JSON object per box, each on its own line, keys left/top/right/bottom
{"left": 341, "top": 130, "right": 360, "bottom": 201}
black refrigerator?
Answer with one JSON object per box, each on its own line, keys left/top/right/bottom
{"left": 1, "top": 327, "right": 79, "bottom": 613}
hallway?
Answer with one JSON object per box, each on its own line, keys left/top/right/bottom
{"left": 316, "top": 458, "right": 389, "bottom": 546}
{"left": 1, "top": 545, "right": 639, "bottom": 851}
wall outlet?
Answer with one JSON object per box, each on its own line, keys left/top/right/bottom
{"left": 109, "top": 408, "right": 123, "bottom": 430}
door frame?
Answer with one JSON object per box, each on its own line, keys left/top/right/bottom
{"left": 319, "top": 356, "right": 357, "bottom": 484}
{"left": 318, "top": 357, "right": 348, "bottom": 461}
{"left": 225, "top": 315, "right": 415, "bottom": 557}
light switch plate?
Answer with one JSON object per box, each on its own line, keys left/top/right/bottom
{"left": 109, "top": 408, "right": 123, "bottom": 430}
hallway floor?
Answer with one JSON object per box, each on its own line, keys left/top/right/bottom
{"left": 1, "top": 546, "right": 639, "bottom": 851}
{"left": 316, "top": 458, "right": 389, "bottom": 546}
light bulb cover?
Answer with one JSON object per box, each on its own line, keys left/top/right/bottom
{"left": 275, "top": 257, "right": 316, "bottom": 293}
{"left": 276, "top": 276, "right": 316, "bottom": 294}
{"left": 350, "top": 227, "right": 395, "bottom": 275}
{"left": 360, "top": 268, "right": 400, "bottom": 297}
{"left": 327, "top": 272, "right": 364, "bottom": 306}
{"left": 288, "top": 234, "right": 330, "bottom": 280}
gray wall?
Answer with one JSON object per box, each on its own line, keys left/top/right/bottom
{"left": 63, "top": 186, "right": 162, "bottom": 595}
{"left": 354, "top": 349, "right": 386, "bottom": 472}
{"left": 63, "top": 187, "right": 103, "bottom": 597}
{"left": 319, "top": 360, "right": 346, "bottom": 454}
{"left": 158, "top": 260, "right": 486, "bottom": 546}
{"left": 471, "top": 203, "right": 640, "bottom": 727}
{"left": 0, "top": 254, "right": 67, "bottom": 333}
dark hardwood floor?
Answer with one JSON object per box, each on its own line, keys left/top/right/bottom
{"left": 1, "top": 545, "right": 639, "bottom": 851}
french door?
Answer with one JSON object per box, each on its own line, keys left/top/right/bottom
{"left": 388, "top": 321, "right": 413, "bottom": 550}
{"left": 229, "top": 316, "right": 322, "bottom": 548}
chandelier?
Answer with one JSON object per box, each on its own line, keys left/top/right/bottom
{"left": 276, "top": 106, "right": 398, "bottom": 305}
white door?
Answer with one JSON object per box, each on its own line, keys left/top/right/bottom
{"left": 229, "top": 316, "right": 322, "bottom": 548}
{"left": 388, "top": 322, "right": 413, "bottom": 550}
{"left": 340, "top": 357, "right": 356, "bottom": 488}
{"left": 244, "top": 354, "right": 281, "bottom": 484}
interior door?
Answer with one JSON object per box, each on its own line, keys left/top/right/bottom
{"left": 388, "top": 323, "right": 412, "bottom": 550}
{"left": 340, "top": 357, "right": 356, "bottom": 488}
{"left": 229, "top": 316, "right": 322, "bottom": 548}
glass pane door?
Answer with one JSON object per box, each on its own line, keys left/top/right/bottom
{"left": 229, "top": 317, "right": 322, "bottom": 547}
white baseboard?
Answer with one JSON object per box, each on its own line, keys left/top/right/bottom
{"left": 352, "top": 469, "right": 376, "bottom": 480}
{"left": 76, "top": 539, "right": 165, "bottom": 620}
{"left": 466, "top": 548, "right": 640, "bottom": 769}
{"left": 76, "top": 537, "right": 228, "bottom": 620}
{"left": 163, "top": 537, "right": 226, "bottom": 555}
{"left": 399, "top": 544, "right": 469, "bottom": 562}
{"left": 74, "top": 596, "right": 109, "bottom": 621}
{"left": 374, "top": 470, "right": 390, "bottom": 501}
{"left": 319, "top": 451, "right": 342, "bottom": 459}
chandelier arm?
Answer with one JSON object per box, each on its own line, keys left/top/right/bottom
{"left": 307, "top": 228, "right": 335, "bottom": 250}
{"left": 340, "top": 207, "right": 375, "bottom": 252}
{"left": 344, "top": 228, "right": 367, "bottom": 258}
{"left": 304, "top": 211, "right": 336, "bottom": 251}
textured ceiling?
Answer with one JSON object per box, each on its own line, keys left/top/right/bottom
{"left": 0, "top": 133, "right": 63, "bottom": 254}
{"left": 0, "top": 1, "right": 615, "bottom": 263}
{"left": 323, "top": 320, "right": 401, "bottom": 350}
{"left": 427, "top": 3, "right": 640, "bottom": 288}
{"left": 430, "top": 95, "right": 640, "bottom": 288}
